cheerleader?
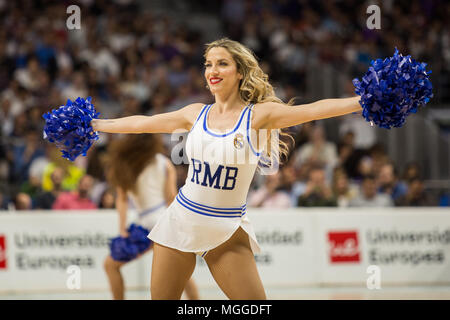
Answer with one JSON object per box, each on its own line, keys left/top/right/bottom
{"left": 88, "top": 38, "right": 431, "bottom": 299}
{"left": 103, "top": 134, "right": 198, "bottom": 300}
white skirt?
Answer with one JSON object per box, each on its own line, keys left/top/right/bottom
{"left": 147, "top": 196, "right": 260, "bottom": 257}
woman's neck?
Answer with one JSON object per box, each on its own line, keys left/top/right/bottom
{"left": 213, "top": 89, "right": 245, "bottom": 113}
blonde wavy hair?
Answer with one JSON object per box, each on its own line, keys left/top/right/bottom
{"left": 204, "top": 38, "right": 295, "bottom": 168}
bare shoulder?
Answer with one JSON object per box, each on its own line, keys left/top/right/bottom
{"left": 253, "top": 101, "right": 284, "bottom": 112}
{"left": 180, "top": 103, "right": 205, "bottom": 115}
{"left": 179, "top": 103, "right": 206, "bottom": 129}
{"left": 181, "top": 102, "right": 205, "bottom": 113}
{"left": 251, "top": 101, "right": 285, "bottom": 130}
{"left": 161, "top": 103, "right": 204, "bottom": 131}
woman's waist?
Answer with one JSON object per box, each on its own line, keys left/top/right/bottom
{"left": 175, "top": 186, "right": 247, "bottom": 217}
{"left": 179, "top": 184, "right": 248, "bottom": 207}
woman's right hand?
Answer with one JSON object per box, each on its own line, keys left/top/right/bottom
{"left": 90, "top": 119, "right": 99, "bottom": 131}
{"left": 120, "top": 229, "right": 129, "bottom": 238}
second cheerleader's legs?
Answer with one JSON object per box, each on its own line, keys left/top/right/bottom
{"left": 104, "top": 247, "right": 153, "bottom": 300}
{"left": 105, "top": 245, "right": 199, "bottom": 300}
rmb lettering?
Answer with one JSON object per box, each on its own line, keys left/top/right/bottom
{"left": 191, "top": 158, "right": 238, "bottom": 190}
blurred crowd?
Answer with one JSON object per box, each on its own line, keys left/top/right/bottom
{"left": 0, "top": 0, "right": 448, "bottom": 211}
{"left": 248, "top": 123, "right": 436, "bottom": 208}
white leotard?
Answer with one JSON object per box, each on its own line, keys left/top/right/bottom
{"left": 148, "top": 104, "right": 263, "bottom": 256}
{"left": 127, "top": 153, "right": 167, "bottom": 230}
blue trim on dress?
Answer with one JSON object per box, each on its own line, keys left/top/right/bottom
{"left": 246, "top": 104, "right": 262, "bottom": 157}
{"left": 178, "top": 193, "right": 241, "bottom": 214}
{"left": 176, "top": 195, "right": 245, "bottom": 218}
{"left": 178, "top": 191, "right": 244, "bottom": 215}
{"left": 138, "top": 201, "right": 166, "bottom": 218}
{"left": 189, "top": 104, "right": 210, "bottom": 133}
{"left": 179, "top": 188, "right": 245, "bottom": 211}
{"left": 176, "top": 189, "right": 246, "bottom": 218}
{"left": 203, "top": 104, "right": 249, "bottom": 137}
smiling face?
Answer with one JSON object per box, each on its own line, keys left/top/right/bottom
{"left": 204, "top": 46, "right": 243, "bottom": 96}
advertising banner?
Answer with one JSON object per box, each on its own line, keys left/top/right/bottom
{"left": 0, "top": 211, "right": 152, "bottom": 293}
{"left": 1, "top": 208, "right": 449, "bottom": 293}
{"left": 315, "top": 208, "right": 450, "bottom": 286}
{"left": 192, "top": 209, "right": 318, "bottom": 287}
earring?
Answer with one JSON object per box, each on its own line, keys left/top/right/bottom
{"left": 205, "top": 84, "right": 210, "bottom": 90}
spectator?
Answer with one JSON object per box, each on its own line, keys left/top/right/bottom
{"left": 297, "top": 165, "right": 337, "bottom": 207}
{"left": 34, "top": 166, "right": 65, "bottom": 209}
{"left": 14, "top": 192, "right": 32, "bottom": 210}
{"left": 291, "top": 125, "right": 338, "bottom": 182}
{"left": 401, "top": 162, "right": 422, "bottom": 183}
{"left": 368, "top": 143, "right": 390, "bottom": 175}
{"left": 349, "top": 175, "right": 393, "bottom": 207}
{"left": 332, "top": 168, "right": 358, "bottom": 207}
{"left": 338, "top": 99, "right": 377, "bottom": 150}
{"left": 119, "top": 64, "right": 149, "bottom": 103}
{"left": 99, "top": 188, "right": 116, "bottom": 209}
{"left": 13, "top": 57, "right": 41, "bottom": 91}
{"left": 167, "top": 55, "right": 190, "bottom": 89}
{"left": 395, "top": 178, "right": 435, "bottom": 207}
{"left": 377, "top": 162, "right": 408, "bottom": 202}
{"left": 19, "top": 172, "right": 41, "bottom": 201}
{"left": 0, "top": 191, "right": 10, "bottom": 210}
{"left": 353, "top": 155, "right": 374, "bottom": 184}
{"left": 278, "top": 163, "right": 307, "bottom": 207}
{"left": 248, "top": 171, "right": 292, "bottom": 208}
{"left": 8, "top": 128, "right": 45, "bottom": 186}
{"left": 0, "top": 94, "right": 23, "bottom": 137}
{"left": 61, "top": 72, "right": 88, "bottom": 102}
{"left": 52, "top": 174, "right": 97, "bottom": 210}
{"left": 41, "top": 146, "right": 85, "bottom": 192}
{"left": 336, "top": 131, "right": 367, "bottom": 180}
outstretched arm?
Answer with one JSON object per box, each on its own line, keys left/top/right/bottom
{"left": 256, "top": 96, "right": 362, "bottom": 130}
{"left": 90, "top": 103, "right": 204, "bottom": 134}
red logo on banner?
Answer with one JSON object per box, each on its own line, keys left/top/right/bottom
{"left": 328, "top": 231, "right": 360, "bottom": 263}
{"left": 0, "top": 235, "right": 6, "bottom": 269}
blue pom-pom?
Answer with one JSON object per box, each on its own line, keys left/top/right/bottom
{"left": 42, "top": 97, "right": 100, "bottom": 161}
{"left": 109, "top": 237, "right": 140, "bottom": 262}
{"left": 109, "top": 224, "right": 152, "bottom": 262}
{"left": 353, "top": 48, "right": 433, "bottom": 129}
{"left": 128, "top": 224, "right": 152, "bottom": 252}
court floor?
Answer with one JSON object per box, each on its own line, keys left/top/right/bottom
{"left": 1, "top": 285, "right": 450, "bottom": 300}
